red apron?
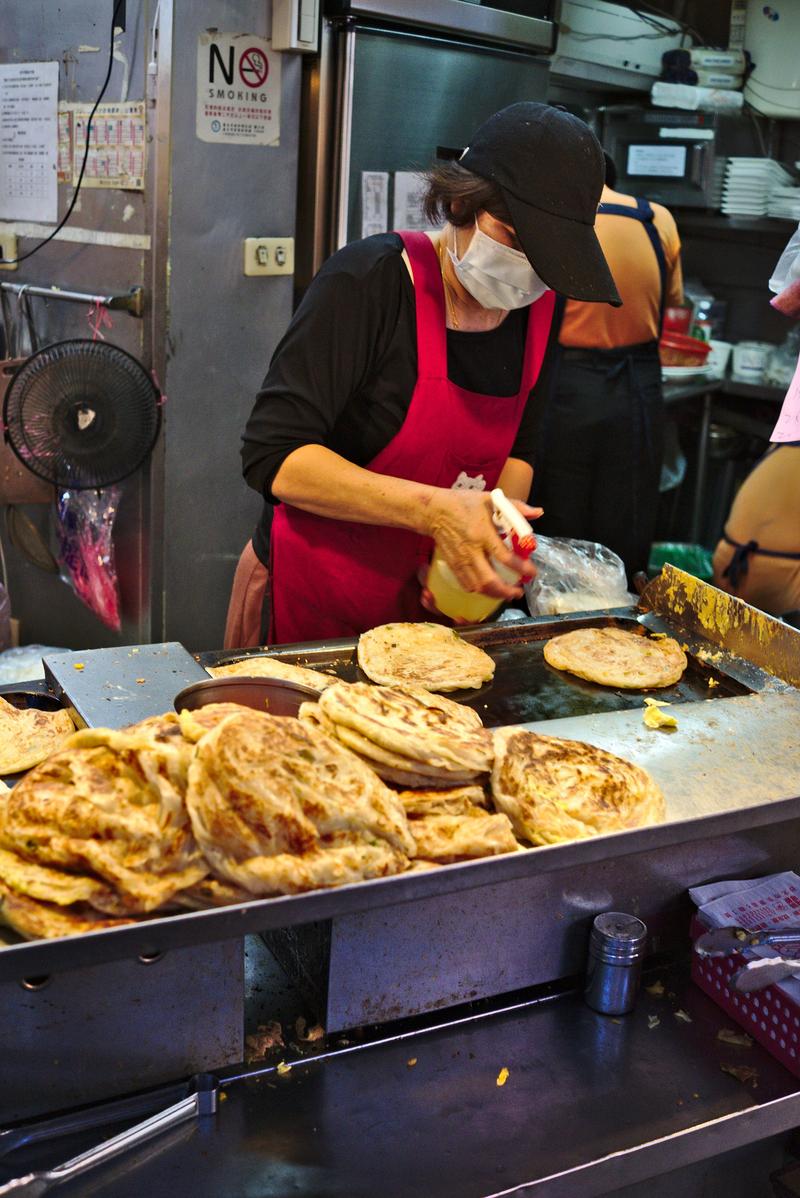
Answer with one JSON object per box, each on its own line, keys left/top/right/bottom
{"left": 268, "top": 231, "right": 555, "bottom": 644}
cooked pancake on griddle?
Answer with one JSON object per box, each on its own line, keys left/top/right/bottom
{"left": 207, "top": 656, "right": 335, "bottom": 692}
{"left": 405, "top": 812, "right": 519, "bottom": 863}
{"left": 358, "top": 622, "right": 495, "bottom": 692}
{"left": 0, "top": 697, "right": 74, "bottom": 774}
{"left": 0, "top": 879, "right": 133, "bottom": 940}
{"left": 0, "top": 846, "right": 118, "bottom": 908}
{"left": 185, "top": 707, "right": 413, "bottom": 896}
{"left": 397, "top": 785, "right": 490, "bottom": 818}
{"left": 397, "top": 785, "right": 518, "bottom": 863}
{"left": 0, "top": 742, "right": 207, "bottom": 915}
{"left": 178, "top": 702, "right": 251, "bottom": 743}
{"left": 318, "top": 683, "right": 492, "bottom": 782}
{"left": 491, "top": 727, "right": 665, "bottom": 846}
{"left": 543, "top": 627, "right": 686, "bottom": 690}
{"left": 299, "top": 701, "right": 483, "bottom": 789}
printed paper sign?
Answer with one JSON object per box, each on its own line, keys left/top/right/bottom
{"left": 393, "top": 171, "right": 435, "bottom": 232}
{"left": 361, "top": 171, "right": 388, "bottom": 238}
{"left": 69, "top": 101, "right": 145, "bottom": 190}
{"left": 771, "top": 353, "right": 800, "bottom": 442}
{"left": 627, "top": 143, "right": 686, "bottom": 178}
{"left": 196, "top": 32, "right": 281, "bottom": 146}
{"left": 0, "top": 61, "right": 59, "bottom": 223}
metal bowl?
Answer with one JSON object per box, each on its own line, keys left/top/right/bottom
{"left": 173, "top": 676, "right": 321, "bottom": 718}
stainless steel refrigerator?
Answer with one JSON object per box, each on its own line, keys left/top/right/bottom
{"left": 297, "top": 0, "right": 556, "bottom": 286}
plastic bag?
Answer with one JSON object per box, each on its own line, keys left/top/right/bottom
{"left": 524, "top": 536, "right": 635, "bottom": 616}
{"left": 57, "top": 487, "right": 122, "bottom": 631}
{"left": 770, "top": 221, "right": 800, "bottom": 295}
{"left": 0, "top": 645, "right": 67, "bottom": 684}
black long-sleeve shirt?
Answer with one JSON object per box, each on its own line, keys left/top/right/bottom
{"left": 241, "top": 233, "right": 556, "bottom": 563}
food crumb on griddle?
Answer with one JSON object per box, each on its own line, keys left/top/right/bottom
{"left": 648, "top": 1015, "right": 661, "bottom": 1030}
{"left": 721, "top": 1063, "right": 758, "bottom": 1086}
{"left": 496, "top": 1067, "right": 510, "bottom": 1086}
{"left": 717, "top": 1028, "right": 754, "bottom": 1048}
{"left": 276, "top": 1061, "right": 292, "bottom": 1076}
{"left": 407, "top": 1058, "right": 417, "bottom": 1068}
{"left": 674, "top": 1009, "right": 692, "bottom": 1023}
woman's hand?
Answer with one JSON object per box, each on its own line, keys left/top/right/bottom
{"left": 422, "top": 490, "right": 541, "bottom": 600}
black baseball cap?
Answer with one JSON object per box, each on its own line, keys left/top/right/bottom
{"left": 460, "top": 103, "right": 621, "bottom": 305}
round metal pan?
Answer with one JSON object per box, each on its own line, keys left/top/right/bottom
{"left": 174, "top": 676, "right": 320, "bottom": 718}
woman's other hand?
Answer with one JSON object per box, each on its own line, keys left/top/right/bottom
{"left": 422, "top": 490, "right": 540, "bottom": 601}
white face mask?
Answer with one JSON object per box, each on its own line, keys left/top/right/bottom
{"left": 448, "top": 220, "right": 550, "bottom": 311}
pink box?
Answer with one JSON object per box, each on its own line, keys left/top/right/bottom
{"left": 691, "top": 913, "right": 800, "bottom": 1077}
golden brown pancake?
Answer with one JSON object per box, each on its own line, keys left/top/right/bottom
{"left": 318, "top": 682, "right": 492, "bottom": 780}
{"left": 207, "top": 656, "right": 335, "bottom": 691}
{"left": 543, "top": 627, "right": 686, "bottom": 689}
{"left": 185, "top": 707, "right": 413, "bottom": 896}
{"left": 491, "top": 727, "right": 665, "bottom": 846}
{"left": 0, "top": 879, "right": 133, "bottom": 940}
{"left": 0, "top": 697, "right": 74, "bottom": 774}
{"left": 358, "top": 622, "right": 495, "bottom": 692}
{"left": 0, "top": 742, "right": 207, "bottom": 914}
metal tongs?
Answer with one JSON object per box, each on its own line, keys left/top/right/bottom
{"left": 0, "top": 1075, "right": 216, "bottom": 1195}
{"left": 695, "top": 924, "right": 800, "bottom": 995}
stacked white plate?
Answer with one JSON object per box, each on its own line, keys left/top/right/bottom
{"left": 721, "top": 157, "right": 794, "bottom": 216}
{"left": 768, "top": 185, "right": 800, "bottom": 220}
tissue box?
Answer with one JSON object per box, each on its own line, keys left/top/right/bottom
{"left": 691, "top": 913, "right": 800, "bottom": 1077}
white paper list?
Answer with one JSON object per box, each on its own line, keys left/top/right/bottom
{"left": 0, "top": 61, "right": 59, "bottom": 223}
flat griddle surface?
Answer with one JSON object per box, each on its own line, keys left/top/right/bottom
{"left": 200, "top": 614, "right": 749, "bottom": 729}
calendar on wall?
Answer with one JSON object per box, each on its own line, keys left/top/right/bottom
{"left": 65, "top": 101, "right": 146, "bottom": 190}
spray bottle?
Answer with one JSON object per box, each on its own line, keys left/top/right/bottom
{"left": 426, "top": 488, "right": 536, "bottom": 623}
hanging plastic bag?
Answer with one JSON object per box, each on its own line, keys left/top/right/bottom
{"left": 56, "top": 487, "right": 122, "bottom": 631}
{"left": 524, "top": 536, "right": 635, "bottom": 616}
{"left": 770, "top": 221, "right": 800, "bottom": 319}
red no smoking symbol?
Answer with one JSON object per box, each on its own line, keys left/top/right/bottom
{"left": 239, "top": 47, "right": 269, "bottom": 88}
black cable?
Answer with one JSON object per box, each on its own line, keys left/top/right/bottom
{"left": 0, "top": 0, "right": 125, "bottom": 267}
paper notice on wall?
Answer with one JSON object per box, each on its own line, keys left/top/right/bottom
{"left": 69, "top": 101, "right": 146, "bottom": 190}
{"left": 393, "top": 171, "right": 435, "bottom": 232}
{"left": 0, "top": 61, "right": 59, "bottom": 222}
{"left": 57, "top": 107, "right": 72, "bottom": 182}
{"left": 196, "top": 32, "right": 281, "bottom": 146}
{"left": 770, "top": 354, "right": 800, "bottom": 442}
{"left": 361, "top": 172, "right": 389, "bottom": 238}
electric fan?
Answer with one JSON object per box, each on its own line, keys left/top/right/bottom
{"left": 3, "top": 340, "right": 161, "bottom": 490}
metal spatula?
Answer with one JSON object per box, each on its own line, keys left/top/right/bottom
{"left": 0, "top": 1078, "right": 216, "bottom": 1195}
{"left": 694, "top": 924, "right": 800, "bottom": 958}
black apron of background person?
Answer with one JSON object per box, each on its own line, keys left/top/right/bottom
{"left": 533, "top": 197, "right": 668, "bottom": 582}
{"left": 721, "top": 441, "right": 800, "bottom": 590}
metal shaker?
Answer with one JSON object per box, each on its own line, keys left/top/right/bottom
{"left": 584, "top": 911, "right": 647, "bottom": 1015}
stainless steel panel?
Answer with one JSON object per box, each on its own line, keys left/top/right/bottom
{"left": 328, "top": 0, "right": 555, "bottom": 51}
{"left": 161, "top": 0, "right": 303, "bottom": 650}
{"left": 340, "top": 26, "right": 550, "bottom": 245}
{"left": 0, "top": 939, "right": 243, "bottom": 1122}
{"left": 43, "top": 641, "right": 208, "bottom": 728}
{"left": 31, "top": 972, "right": 800, "bottom": 1198}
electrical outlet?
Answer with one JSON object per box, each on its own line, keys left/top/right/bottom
{"left": 0, "top": 232, "right": 18, "bottom": 271}
{"left": 243, "top": 237, "right": 295, "bottom": 277}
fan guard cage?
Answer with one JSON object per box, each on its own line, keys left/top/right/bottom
{"left": 3, "top": 339, "right": 162, "bottom": 491}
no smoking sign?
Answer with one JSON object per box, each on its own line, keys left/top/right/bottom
{"left": 197, "top": 31, "right": 281, "bottom": 146}
{"left": 239, "top": 47, "right": 269, "bottom": 89}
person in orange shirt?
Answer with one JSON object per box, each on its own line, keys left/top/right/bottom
{"left": 712, "top": 443, "right": 800, "bottom": 616}
{"left": 533, "top": 154, "right": 684, "bottom": 579}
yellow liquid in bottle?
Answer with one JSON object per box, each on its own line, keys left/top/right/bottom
{"left": 427, "top": 551, "right": 503, "bottom": 623}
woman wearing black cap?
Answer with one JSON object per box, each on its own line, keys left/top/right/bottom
{"left": 226, "top": 103, "right": 620, "bottom": 647}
